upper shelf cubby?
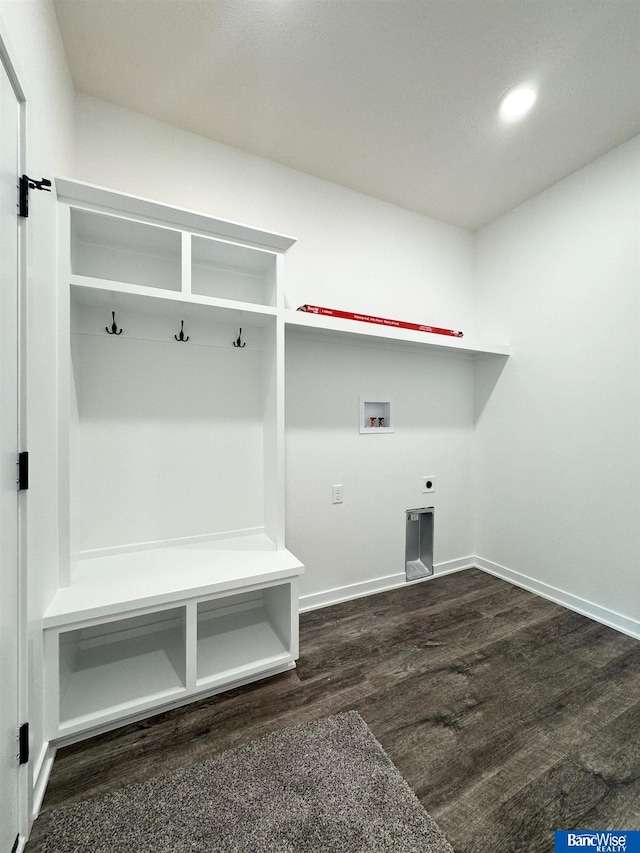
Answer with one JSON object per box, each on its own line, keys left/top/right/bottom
{"left": 71, "top": 209, "right": 182, "bottom": 292}
{"left": 58, "top": 176, "right": 296, "bottom": 311}
{"left": 191, "top": 234, "right": 277, "bottom": 307}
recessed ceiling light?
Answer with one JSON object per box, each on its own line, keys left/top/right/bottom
{"left": 498, "top": 84, "right": 538, "bottom": 120}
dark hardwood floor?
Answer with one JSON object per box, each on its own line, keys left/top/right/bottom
{"left": 27, "top": 569, "right": 640, "bottom": 852}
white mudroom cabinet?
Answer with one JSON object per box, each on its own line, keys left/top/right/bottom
{"left": 44, "top": 179, "right": 303, "bottom": 742}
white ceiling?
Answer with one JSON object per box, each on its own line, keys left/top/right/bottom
{"left": 54, "top": 0, "right": 640, "bottom": 230}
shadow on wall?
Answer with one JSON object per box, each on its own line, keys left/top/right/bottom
{"left": 474, "top": 355, "right": 509, "bottom": 423}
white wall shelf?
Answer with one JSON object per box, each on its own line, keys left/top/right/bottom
{"left": 69, "top": 277, "right": 279, "bottom": 323}
{"left": 284, "top": 308, "right": 509, "bottom": 358}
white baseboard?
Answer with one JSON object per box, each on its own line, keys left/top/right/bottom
{"left": 299, "top": 556, "right": 474, "bottom": 613}
{"left": 300, "top": 556, "right": 640, "bottom": 640}
{"left": 475, "top": 556, "right": 640, "bottom": 641}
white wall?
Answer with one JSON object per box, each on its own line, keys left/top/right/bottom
{"left": 286, "top": 335, "right": 475, "bottom": 606}
{"left": 474, "top": 136, "right": 640, "bottom": 632}
{"left": 70, "top": 93, "right": 478, "bottom": 603}
{"left": 73, "top": 93, "right": 475, "bottom": 334}
{"left": 0, "top": 0, "right": 75, "bottom": 822}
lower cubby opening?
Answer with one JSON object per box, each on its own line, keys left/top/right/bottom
{"left": 196, "top": 585, "right": 292, "bottom": 685}
{"left": 58, "top": 608, "right": 186, "bottom": 726}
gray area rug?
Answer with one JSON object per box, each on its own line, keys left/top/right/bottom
{"left": 42, "top": 711, "right": 454, "bottom": 853}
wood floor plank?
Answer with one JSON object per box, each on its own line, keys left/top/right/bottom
{"left": 26, "top": 568, "right": 640, "bottom": 853}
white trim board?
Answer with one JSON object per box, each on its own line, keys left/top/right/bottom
{"left": 298, "top": 557, "right": 473, "bottom": 613}
{"left": 32, "top": 743, "right": 55, "bottom": 821}
{"left": 474, "top": 557, "right": 640, "bottom": 641}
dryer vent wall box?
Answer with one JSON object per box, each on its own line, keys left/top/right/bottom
{"left": 405, "top": 507, "right": 434, "bottom": 581}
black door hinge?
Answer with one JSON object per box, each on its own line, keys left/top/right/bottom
{"left": 18, "top": 174, "right": 52, "bottom": 218}
{"left": 18, "top": 722, "right": 29, "bottom": 765}
{"left": 17, "top": 452, "right": 28, "bottom": 491}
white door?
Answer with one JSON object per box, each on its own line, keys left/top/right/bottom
{"left": 0, "top": 47, "right": 22, "bottom": 853}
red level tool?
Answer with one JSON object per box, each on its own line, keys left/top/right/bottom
{"left": 297, "top": 305, "right": 463, "bottom": 338}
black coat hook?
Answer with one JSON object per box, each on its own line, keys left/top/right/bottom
{"left": 175, "top": 320, "right": 189, "bottom": 342}
{"left": 106, "top": 311, "right": 123, "bottom": 335}
{"left": 233, "top": 328, "right": 246, "bottom": 348}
